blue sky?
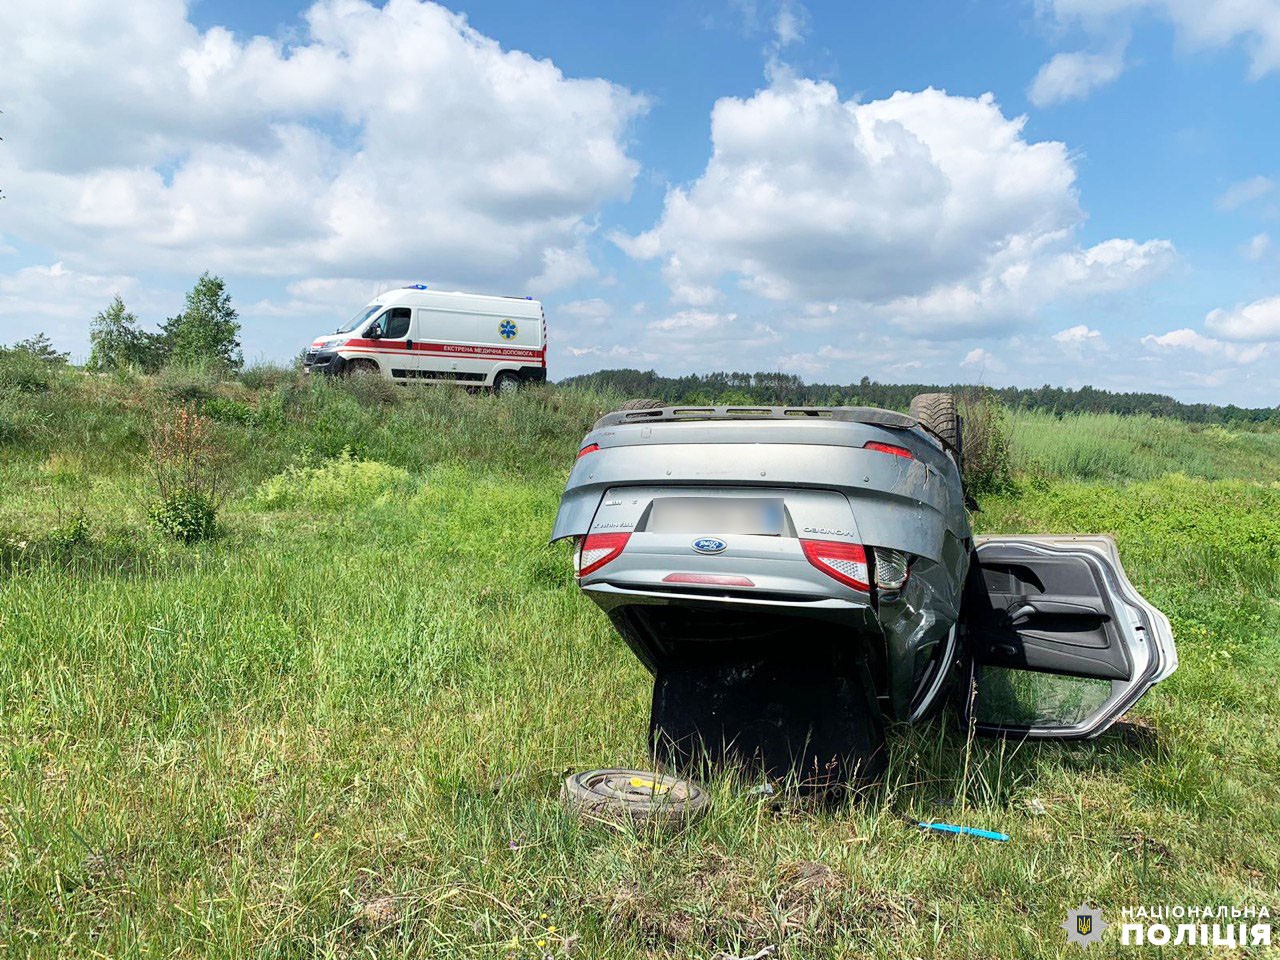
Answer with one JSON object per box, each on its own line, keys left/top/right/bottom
{"left": 2, "top": 0, "right": 1279, "bottom": 403}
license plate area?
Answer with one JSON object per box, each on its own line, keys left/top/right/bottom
{"left": 644, "top": 497, "right": 789, "bottom": 536}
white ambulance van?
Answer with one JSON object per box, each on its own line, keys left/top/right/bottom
{"left": 303, "top": 286, "right": 547, "bottom": 393}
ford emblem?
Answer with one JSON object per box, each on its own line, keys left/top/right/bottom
{"left": 692, "top": 537, "right": 727, "bottom": 554}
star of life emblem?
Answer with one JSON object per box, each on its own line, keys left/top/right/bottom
{"left": 1063, "top": 903, "right": 1108, "bottom": 947}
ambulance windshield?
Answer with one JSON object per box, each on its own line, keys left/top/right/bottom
{"left": 337, "top": 304, "right": 381, "bottom": 334}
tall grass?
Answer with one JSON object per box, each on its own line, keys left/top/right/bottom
{"left": 1, "top": 373, "right": 1278, "bottom": 957}
{"left": 1008, "top": 409, "right": 1280, "bottom": 482}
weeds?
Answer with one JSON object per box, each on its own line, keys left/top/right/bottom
{"left": 959, "top": 390, "right": 1013, "bottom": 494}
{"left": 145, "top": 404, "right": 223, "bottom": 542}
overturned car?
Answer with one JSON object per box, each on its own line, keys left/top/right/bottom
{"left": 552, "top": 397, "right": 1177, "bottom": 784}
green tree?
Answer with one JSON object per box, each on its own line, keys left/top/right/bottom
{"left": 159, "top": 273, "right": 242, "bottom": 371}
{"left": 11, "top": 332, "right": 69, "bottom": 364}
{"left": 88, "top": 295, "right": 158, "bottom": 371}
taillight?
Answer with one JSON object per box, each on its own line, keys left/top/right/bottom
{"left": 864, "top": 441, "right": 914, "bottom": 459}
{"left": 576, "top": 443, "right": 600, "bottom": 460}
{"left": 575, "top": 532, "right": 630, "bottom": 578}
{"left": 871, "top": 547, "right": 911, "bottom": 590}
{"left": 800, "top": 539, "right": 870, "bottom": 591}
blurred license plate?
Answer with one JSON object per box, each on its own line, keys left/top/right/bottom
{"left": 648, "top": 498, "right": 786, "bottom": 535}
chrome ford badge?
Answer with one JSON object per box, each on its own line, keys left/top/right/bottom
{"left": 692, "top": 537, "right": 728, "bottom": 554}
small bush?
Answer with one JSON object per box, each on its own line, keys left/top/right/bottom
{"left": 256, "top": 450, "right": 414, "bottom": 510}
{"left": 239, "top": 363, "right": 297, "bottom": 391}
{"left": 0, "top": 349, "right": 55, "bottom": 393}
{"left": 48, "top": 511, "right": 90, "bottom": 549}
{"left": 148, "top": 489, "right": 218, "bottom": 543}
{"left": 146, "top": 404, "right": 224, "bottom": 542}
{"left": 202, "top": 395, "right": 255, "bottom": 426}
{"left": 338, "top": 368, "right": 401, "bottom": 406}
{"left": 158, "top": 363, "right": 224, "bottom": 403}
{"left": 960, "top": 390, "right": 1013, "bottom": 495}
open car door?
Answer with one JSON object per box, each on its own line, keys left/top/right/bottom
{"left": 962, "top": 535, "right": 1177, "bottom": 738}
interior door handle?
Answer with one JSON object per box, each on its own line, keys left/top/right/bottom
{"left": 1007, "top": 597, "right": 1108, "bottom": 622}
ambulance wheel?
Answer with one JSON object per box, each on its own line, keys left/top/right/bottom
{"left": 620, "top": 398, "right": 663, "bottom": 410}
{"left": 493, "top": 372, "right": 521, "bottom": 395}
{"left": 345, "top": 359, "right": 380, "bottom": 378}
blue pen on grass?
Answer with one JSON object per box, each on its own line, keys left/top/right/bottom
{"left": 918, "top": 821, "right": 1010, "bottom": 842}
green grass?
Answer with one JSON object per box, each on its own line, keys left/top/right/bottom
{"left": 2, "top": 373, "right": 1278, "bottom": 957}
{"left": 1008, "top": 409, "right": 1280, "bottom": 482}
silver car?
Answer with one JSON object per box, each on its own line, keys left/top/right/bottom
{"left": 552, "top": 399, "right": 1177, "bottom": 783}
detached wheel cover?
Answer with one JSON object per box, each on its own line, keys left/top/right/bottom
{"left": 561, "top": 768, "right": 708, "bottom": 826}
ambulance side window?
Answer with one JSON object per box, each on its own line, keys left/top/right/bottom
{"left": 369, "top": 308, "right": 411, "bottom": 339}
{"left": 384, "top": 308, "right": 411, "bottom": 339}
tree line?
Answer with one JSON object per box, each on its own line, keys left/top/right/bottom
{"left": 558, "top": 369, "right": 1280, "bottom": 426}
{"left": 86, "top": 272, "right": 243, "bottom": 372}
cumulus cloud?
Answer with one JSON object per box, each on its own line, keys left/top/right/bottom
{"left": 1053, "top": 324, "right": 1103, "bottom": 343}
{"left": 1216, "top": 176, "right": 1276, "bottom": 212}
{"left": 0, "top": 0, "right": 645, "bottom": 290}
{"left": 1042, "top": 0, "right": 1280, "bottom": 81}
{"left": 1028, "top": 47, "right": 1128, "bottom": 106}
{"left": 1142, "top": 328, "right": 1268, "bottom": 364}
{"left": 0, "top": 263, "right": 144, "bottom": 352}
{"left": 1204, "top": 295, "right": 1280, "bottom": 341}
{"left": 619, "top": 75, "right": 1172, "bottom": 335}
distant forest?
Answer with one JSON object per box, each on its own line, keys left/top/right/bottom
{"left": 558, "top": 369, "right": 1279, "bottom": 425}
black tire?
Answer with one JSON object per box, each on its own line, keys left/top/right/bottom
{"left": 619, "top": 398, "right": 664, "bottom": 410}
{"left": 910, "top": 392, "right": 961, "bottom": 456}
{"left": 561, "top": 769, "right": 709, "bottom": 828}
{"left": 345, "top": 358, "right": 380, "bottom": 378}
{"left": 493, "top": 371, "right": 521, "bottom": 395}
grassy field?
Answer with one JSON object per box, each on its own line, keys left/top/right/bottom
{"left": 2, "top": 368, "right": 1278, "bottom": 958}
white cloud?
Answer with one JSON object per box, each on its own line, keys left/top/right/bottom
{"left": 0, "top": 262, "right": 143, "bottom": 352}
{"left": 621, "top": 76, "right": 1172, "bottom": 335}
{"left": 1044, "top": 0, "right": 1280, "bottom": 80}
{"left": 960, "top": 347, "right": 1007, "bottom": 373}
{"left": 1243, "top": 233, "right": 1273, "bottom": 261}
{"left": 1142, "top": 327, "right": 1268, "bottom": 363}
{"left": 1028, "top": 47, "right": 1128, "bottom": 106}
{"left": 560, "top": 298, "right": 614, "bottom": 320}
{"left": 1052, "top": 324, "right": 1103, "bottom": 343}
{"left": 0, "top": 0, "right": 645, "bottom": 288}
{"left": 773, "top": 0, "right": 810, "bottom": 47}
{"left": 1216, "top": 175, "right": 1276, "bottom": 212}
{"left": 1204, "top": 295, "right": 1280, "bottom": 341}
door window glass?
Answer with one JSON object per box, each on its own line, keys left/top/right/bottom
{"left": 368, "top": 308, "right": 411, "bottom": 339}
{"left": 973, "top": 666, "right": 1112, "bottom": 727}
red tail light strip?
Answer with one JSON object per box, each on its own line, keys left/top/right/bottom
{"left": 800, "top": 539, "right": 870, "bottom": 592}
{"left": 576, "top": 443, "right": 600, "bottom": 459}
{"left": 576, "top": 532, "right": 630, "bottom": 578}
{"left": 863, "top": 441, "right": 914, "bottom": 459}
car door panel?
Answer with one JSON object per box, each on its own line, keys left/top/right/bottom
{"left": 962, "top": 535, "right": 1176, "bottom": 739}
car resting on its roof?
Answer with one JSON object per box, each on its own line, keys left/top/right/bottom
{"left": 551, "top": 398, "right": 1177, "bottom": 787}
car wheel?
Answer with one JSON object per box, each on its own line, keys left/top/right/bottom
{"left": 619, "top": 398, "right": 664, "bottom": 410}
{"left": 910, "top": 392, "right": 961, "bottom": 461}
{"left": 561, "top": 768, "right": 708, "bottom": 828}
{"left": 345, "top": 359, "right": 380, "bottom": 378}
{"left": 493, "top": 371, "right": 521, "bottom": 395}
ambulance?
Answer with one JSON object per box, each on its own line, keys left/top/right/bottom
{"left": 303, "top": 286, "right": 547, "bottom": 392}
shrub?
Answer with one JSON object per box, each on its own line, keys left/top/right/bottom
{"left": 960, "top": 390, "right": 1013, "bottom": 495}
{"left": 158, "top": 363, "right": 224, "bottom": 403}
{"left": 148, "top": 489, "right": 218, "bottom": 543}
{"left": 0, "top": 349, "right": 55, "bottom": 393}
{"left": 256, "top": 449, "right": 414, "bottom": 510}
{"left": 239, "top": 363, "right": 297, "bottom": 391}
{"left": 202, "top": 395, "right": 255, "bottom": 426}
{"left": 338, "top": 367, "right": 401, "bottom": 406}
{"left": 146, "top": 404, "right": 223, "bottom": 542}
